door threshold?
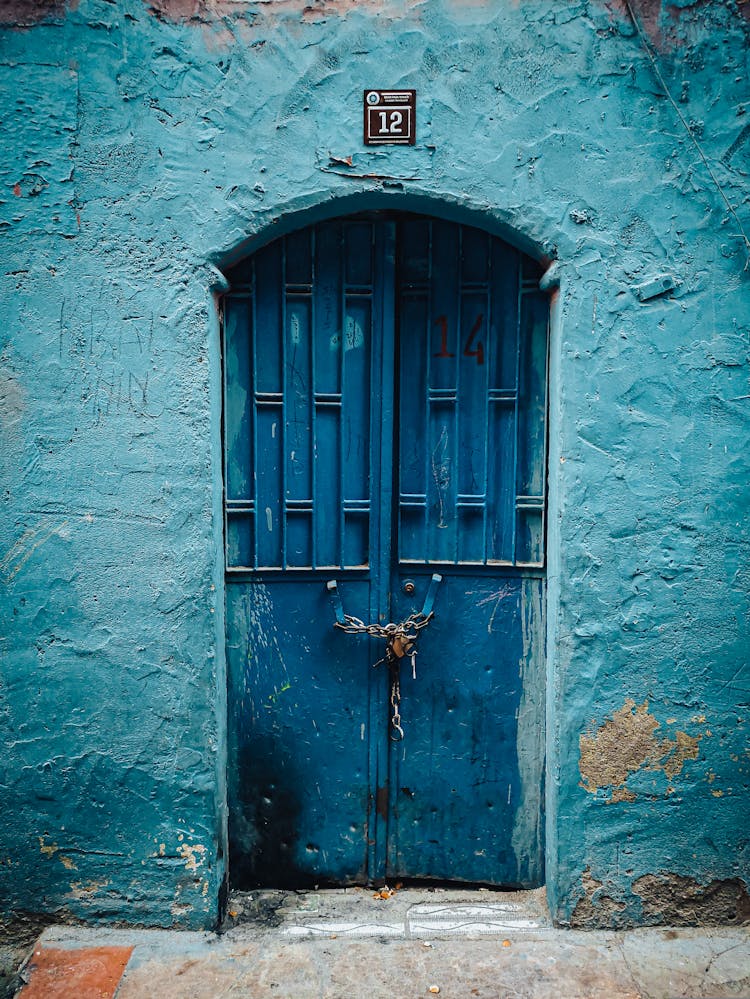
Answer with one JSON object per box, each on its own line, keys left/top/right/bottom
{"left": 223, "top": 885, "right": 550, "bottom": 939}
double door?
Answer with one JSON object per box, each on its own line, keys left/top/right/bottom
{"left": 223, "top": 215, "right": 548, "bottom": 887}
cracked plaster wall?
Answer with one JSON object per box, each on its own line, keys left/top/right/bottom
{"left": 0, "top": 0, "right": 748, "bottom": 928}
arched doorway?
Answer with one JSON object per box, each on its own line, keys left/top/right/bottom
{"left": 222, "top": 212, "right": 549, "bottom": 888}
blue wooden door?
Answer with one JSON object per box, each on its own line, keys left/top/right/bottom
{"left": 223, "top": 216, "right": 548, "bottom": 888}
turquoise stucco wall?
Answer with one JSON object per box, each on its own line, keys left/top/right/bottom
{"left": 1, "top": 0, "right": 748, "bottom": 928}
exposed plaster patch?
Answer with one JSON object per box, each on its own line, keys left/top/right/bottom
{"left": 39, "top": 839, "right": 78, "bottom": 871}
{"left": 69, "top": 879, "right": 110, "bottom": 900}
{"left": 662, "top": 729, "right": 701, "bottom": 779}
{"left": 579, "top": 699, "right": 700, "bottom": 803}
{"left": 572, "top": 869, "right": 750, "bottom": 928}
{"left": 177, "top": 842, "right": 207, "bottom": 873}
{"left": 633, "top": 873, "right": 750, "bottom": 926}
{"left": 571, "top": 868, "right": 626, "bottom": 927}
{"left": 38, "top": 837, "right": 58, "bottom": 858}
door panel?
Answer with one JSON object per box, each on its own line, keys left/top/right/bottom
{"left": 223, "top": 214, "right": 548, "bottom": 888}
{"left": 226, "top": 578, "right": 373, "bottom": 886}
{"left": 387, "top": 219, "right": 547, "bottom": 885}
{"left": 387, "top": 575, "right": 545, "bottom": 885}
{"left": 224, "top": 219, "right": 393, "bottom": 885}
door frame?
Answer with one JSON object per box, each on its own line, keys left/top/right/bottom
{"left": 211, "top": 193, "right": 562, "bottom": 910}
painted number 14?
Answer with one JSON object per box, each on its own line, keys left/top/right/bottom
{"left": 434, "top": 314, "right": 485, "bottom": 365}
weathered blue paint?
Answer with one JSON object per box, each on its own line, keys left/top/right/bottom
{"left": 223, "top": 217, "right": 547, "bottom": 887}
{"left": 1, "top": 0, "right": 748, "bottom": 928}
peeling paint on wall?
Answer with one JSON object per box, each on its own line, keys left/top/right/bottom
{"left": 68, "top": 880, "right": 110, "bottom": 901}
{"left": 38, "top": 838, "right": 58, "bottom": 859}
{"left": 633, "top": 873, "right": 750, "bottom": 926}
{"left": 177, "top": 842, "right": 207, "bottom": 874}
{"left": 571, "top": 868, "right": 627, "bottom": 927}
{"left": 572, "top": 869, "right": 750, "bottom": 928}
{"left": 579, "top": 700, "right": 700, "bottom": 803}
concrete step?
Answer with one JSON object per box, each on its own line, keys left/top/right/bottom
{"left": 10, "top": 889, "right": 750, "bottom": 999}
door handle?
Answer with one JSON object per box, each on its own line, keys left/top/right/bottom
{"left": 326, "top": 579, "right": 347, "bottom": 627}
{"left": 419, "top": 573, "right": 443, "bottom": 618}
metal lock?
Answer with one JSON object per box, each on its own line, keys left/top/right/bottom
{"left": 390, "top": 635, "right": 407, "bottom": 658}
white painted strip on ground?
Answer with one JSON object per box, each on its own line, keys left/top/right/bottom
{"left": 408, "top": 904, "right": 526, "bottom": 917}
{"left": 282, "top": 913, "right": 542, "bottom": 939}
{"left": 282, "top": 922, "right": 404, "bottom": 938}
{"left": 409, "top": 920, "right": 543, "bottom": 936}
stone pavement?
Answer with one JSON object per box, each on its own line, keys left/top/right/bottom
{"left": 12, "top": 887, "right": 750, "bottom": 999}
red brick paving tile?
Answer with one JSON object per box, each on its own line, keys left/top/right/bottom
{"left": 16, "top": 945, "right": 133, "bottom": 999}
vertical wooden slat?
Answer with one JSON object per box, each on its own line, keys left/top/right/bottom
{"left": 486, "top": 240, "right": 520, "bottom": 564}
{"left": 516, "top": 288, "right": 549, "bottom": 564}
{"left": 427, "top": 221, "right": 459, "bottom": 563}
{"left": 313, "top": 222, "right": 342, "bottom": 568}
{"left": 254, "top": 242, "right": 283, "bottom": 568}
{"left": 342, "top": 224, "right": 373, "bottom": 567}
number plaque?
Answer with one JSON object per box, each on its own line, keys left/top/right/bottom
{"left": 363, "top": 90, "right": 416, "bottom": 146}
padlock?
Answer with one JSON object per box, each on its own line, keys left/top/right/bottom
{"left": 390, "top": 634, "right": 407, "bottom": 658}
